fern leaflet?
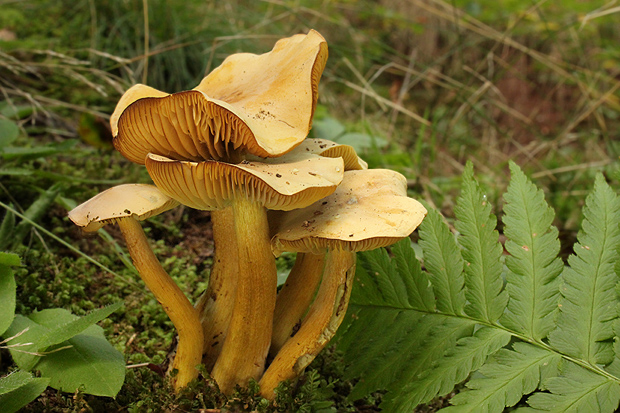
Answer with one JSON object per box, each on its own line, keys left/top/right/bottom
{"left": 455, "top": 162, "right": 507, "bottom": 323}
{"left": 548, "top": 174, "right": 620, "bottom": 365}
{"left": 500, "top": 161, "right": 563, "bottom": 340}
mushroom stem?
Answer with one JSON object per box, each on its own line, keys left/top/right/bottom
{"left": 117, "top": 218, "right": 203, "bottom": 392}
{"left": 259, "top": 249, "right": 356, "bottom": 399}
{"left": 270, "top": 253, "right": 325, "bottom": 356}
{"left": 195, "top": 208, "right": 239, "bottom": 370}
{"left": 211, "top": 197, "right": 277, "bottom": 394}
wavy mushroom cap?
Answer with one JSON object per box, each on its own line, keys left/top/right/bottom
{"left": 112, "top": 30, "right": 328, "bottom": 164}
{"left": 145, "top": 144, "right": 344, "bottom": 212}
{"left": 68, "top": 184, "right": 180, "bottom": 232}
{"left": 295, "top": 138, "right": 368, "bottom": 171}
{"left": 271, "top": 169, "right": 427, "bottom": 255}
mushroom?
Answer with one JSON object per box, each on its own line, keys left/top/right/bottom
{"left": 67, "top": 184, "right": 203, "bottom": 391}
{"left": 144, "top": 145, "right": 344, "bottom": 393}
{"left": 107, "top": 31, "right": 331, "bottom": 393}
{"left": 259, "top": 169, "right": 427, "bottom": 399}
{"left": 269, "top": 138, "right": 368, "bottom": 355}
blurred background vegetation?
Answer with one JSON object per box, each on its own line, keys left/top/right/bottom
{"left": 1, "top": 0, "right": 619, "bottom": 410}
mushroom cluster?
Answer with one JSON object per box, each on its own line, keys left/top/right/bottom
{"left": 68, "top": 30, "right": 427, "bottom": 398}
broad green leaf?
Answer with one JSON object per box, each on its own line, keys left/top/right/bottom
{"left": 445, "top": 342, "right": 561, "bottom": 412}
{"left": 527, "top": 360, "right": 620, "bottom": 412}
{"left": 500, "top": 162, "right": 562, "bottom": 340}
{"left": 0, "top": 376, "right": 49, "bottom": 413}
{"left": 382, "top": 327, "right": 511, "bottom": 412}
{"left": 455, "top": 162, "right": 507, "bottom": 323}
{"left": 0, "top": 261, "right": 17, "bottom": 336}
{"left": 4, "top": 306, "right": 122, "bottom": 371}
{"left": 33, "top": 303, "right": 123, "bottom": 350}
{"left": 419, "top": 207, "right": 466, "bottom": 315}
{"left": 0, "top": 371, "right": 34, "bottom": 395}
{"left": 0, "top": 251, "right": 20, "bottom": 267}
{"left": 36, "top": 326, "right": 125, "bottom": 397}
{"left": 0, "top": 119, "right": 19, "bottom": 148}
{"left": 548, "top": 174, "right": 620, "bottom": 365}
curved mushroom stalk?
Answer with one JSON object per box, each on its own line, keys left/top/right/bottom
{"left": 260, "top": 249, "right": 355, "bottom": 399}
{"left": 195, "top": 208, "right": 239, "bottom": 370}
{"left": 67, "top": 184, "right": 203, "bottom": 392}
{"left": 270, "top": 253, "right": 325, "bottom": 356}
{"left": 118, "top": 218, "right": 204, "bottom": 390}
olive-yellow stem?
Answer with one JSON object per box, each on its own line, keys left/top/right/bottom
{"left": 211, "top": 197, "right": 277, "bottom": 394}
{"left": 259, "top": 249, "right": 356, "bottom": 399}
{"left": 195, "top": 208, "right": 239, "bottom": 370}
{"left": 118, "top": 218, "right": 203, "bottom": 392}
{"left": 270, "top": 253, "right": 325, "bottom": 356}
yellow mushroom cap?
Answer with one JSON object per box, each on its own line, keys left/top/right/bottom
{"left": 68, "top": 184, "right": 180, "bottom": 232}
{"left": 145, "top": 145, "right": 344, "bottom": 211}
{"left": 271, "top": 169, "right": 427, "bottom": 255}
{"left": 112, "top": 30, "right": 328, "bottom": 164}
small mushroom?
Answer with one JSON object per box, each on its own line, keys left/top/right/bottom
{"left": 269, "top": 138, "right": 367, "bottom": 355}
{"left": 145, "top": 147, "right": 344, "bottom": 393}
{"left": 67, "top": 184, "right": 203, "bottom": 392}
{"left": 259, "top": 169, "right": 427, "bottom": 399}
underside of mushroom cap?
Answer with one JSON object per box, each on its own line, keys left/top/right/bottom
{"left": 112, "top": 30, "right": 328, "bottom": 165}
{"left": 271, "top": 169, "right": 427, "bottom": 255}
{"left": 68, "top": 184, "right": 180, "bottom": 232}
{"left": 145, "top": 148, "right": 344, "bottom": 211}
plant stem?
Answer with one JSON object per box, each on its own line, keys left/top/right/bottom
{"left": 270, "top": 253, "right": 325, "bottom": 356}
{"left": 259, "top": 249, "right": 356, "bottom": 399}
{"left": 118, "top": 218, "right": 203, "bottom": 391}
{"left": 195, "top": 207, "right": 239, "bottom": 370}
{"left": 211, "top": 197, "right": 277, "bottom": 394}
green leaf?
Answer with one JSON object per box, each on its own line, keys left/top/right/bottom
{"left": 548, "top": 174, "right": 620, "bottom": 365}
{"left": 0, "top": 119, "right": 19, "bottom": 148}
{"left": 0, "top": 371, "right": 35, "bottom": 395}
{"left": 454, "top": 162, "right": 507, "bottom": 323}
{"left": 445, "top": 342, "right": 561, "bottom": 412}
{"left": 0, "top": 263, "right": 17, "bottom": 336}
{"left": 33, "top": 303, "right": 123, "bottom": 350}
{"left": 36, "top": 326, "right": 125, "bottom": 397}
{"left": 527, "top": 360, "right": 620, "bottom": 411}
{"left": 382, "top": 326, "right": 511, "bottom": 412}
{"left": 11, "top": 183, "right": 62, "bottom": 249}
{"left": 0, "top": 209, "right": 16, "bottom": 250}
{"left": 3, "top": 314, "right": 47, "bottom": 370}
{"left": 0, "top": 375, "right": 49, "bottom": 413}
{"left": 0, "top": 251, "right": 20, "bottom": 267}
{"left": 0, "top": 139, "right": 77, "bottom": 161}
{"left": 500, "top": 162, "right": 563, "bottom": 340}
{"left": 419, "top": 207, "right": 466, "bottom": 315}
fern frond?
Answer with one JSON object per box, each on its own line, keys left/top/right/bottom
{"left": 455, "top": 162, "right": 507, "bottom": 323}
{"left": 527, "top": 360, "right": 620, "bottom": 411}
{"left": 445, "top": 342, "right": 561, "bottom": 412}
{"left": 548, "top": 174, "right": 620, "bottom": 365}
{"left": 500, "top": 162, "right": 563, "bottom": 341}
{"left": 382, "top": 326, "right": 511, "bottom": 412}
{"left": 419, "top": 206, "right": 466, "bottom": 315}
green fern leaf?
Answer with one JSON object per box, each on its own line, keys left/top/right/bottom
{"left": 527, "top": 360, "right": 620, "bottom": 411}
{"left": 455, "top": 162, "right": 507, "bottom": 323}
{"left": 444, "top": 342, "right": 561, "bottom": 412}
{"left": 548, "top": 174, "right": 620, "bottom": 365}
{"left": 419, "top": 206, "right": 466, "bottom": 315}
{"left": 500, "top": 162, "right": 563, "bottom": 340}
{"left": 381, "top": 326, "right": 511, "bottom": 412}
